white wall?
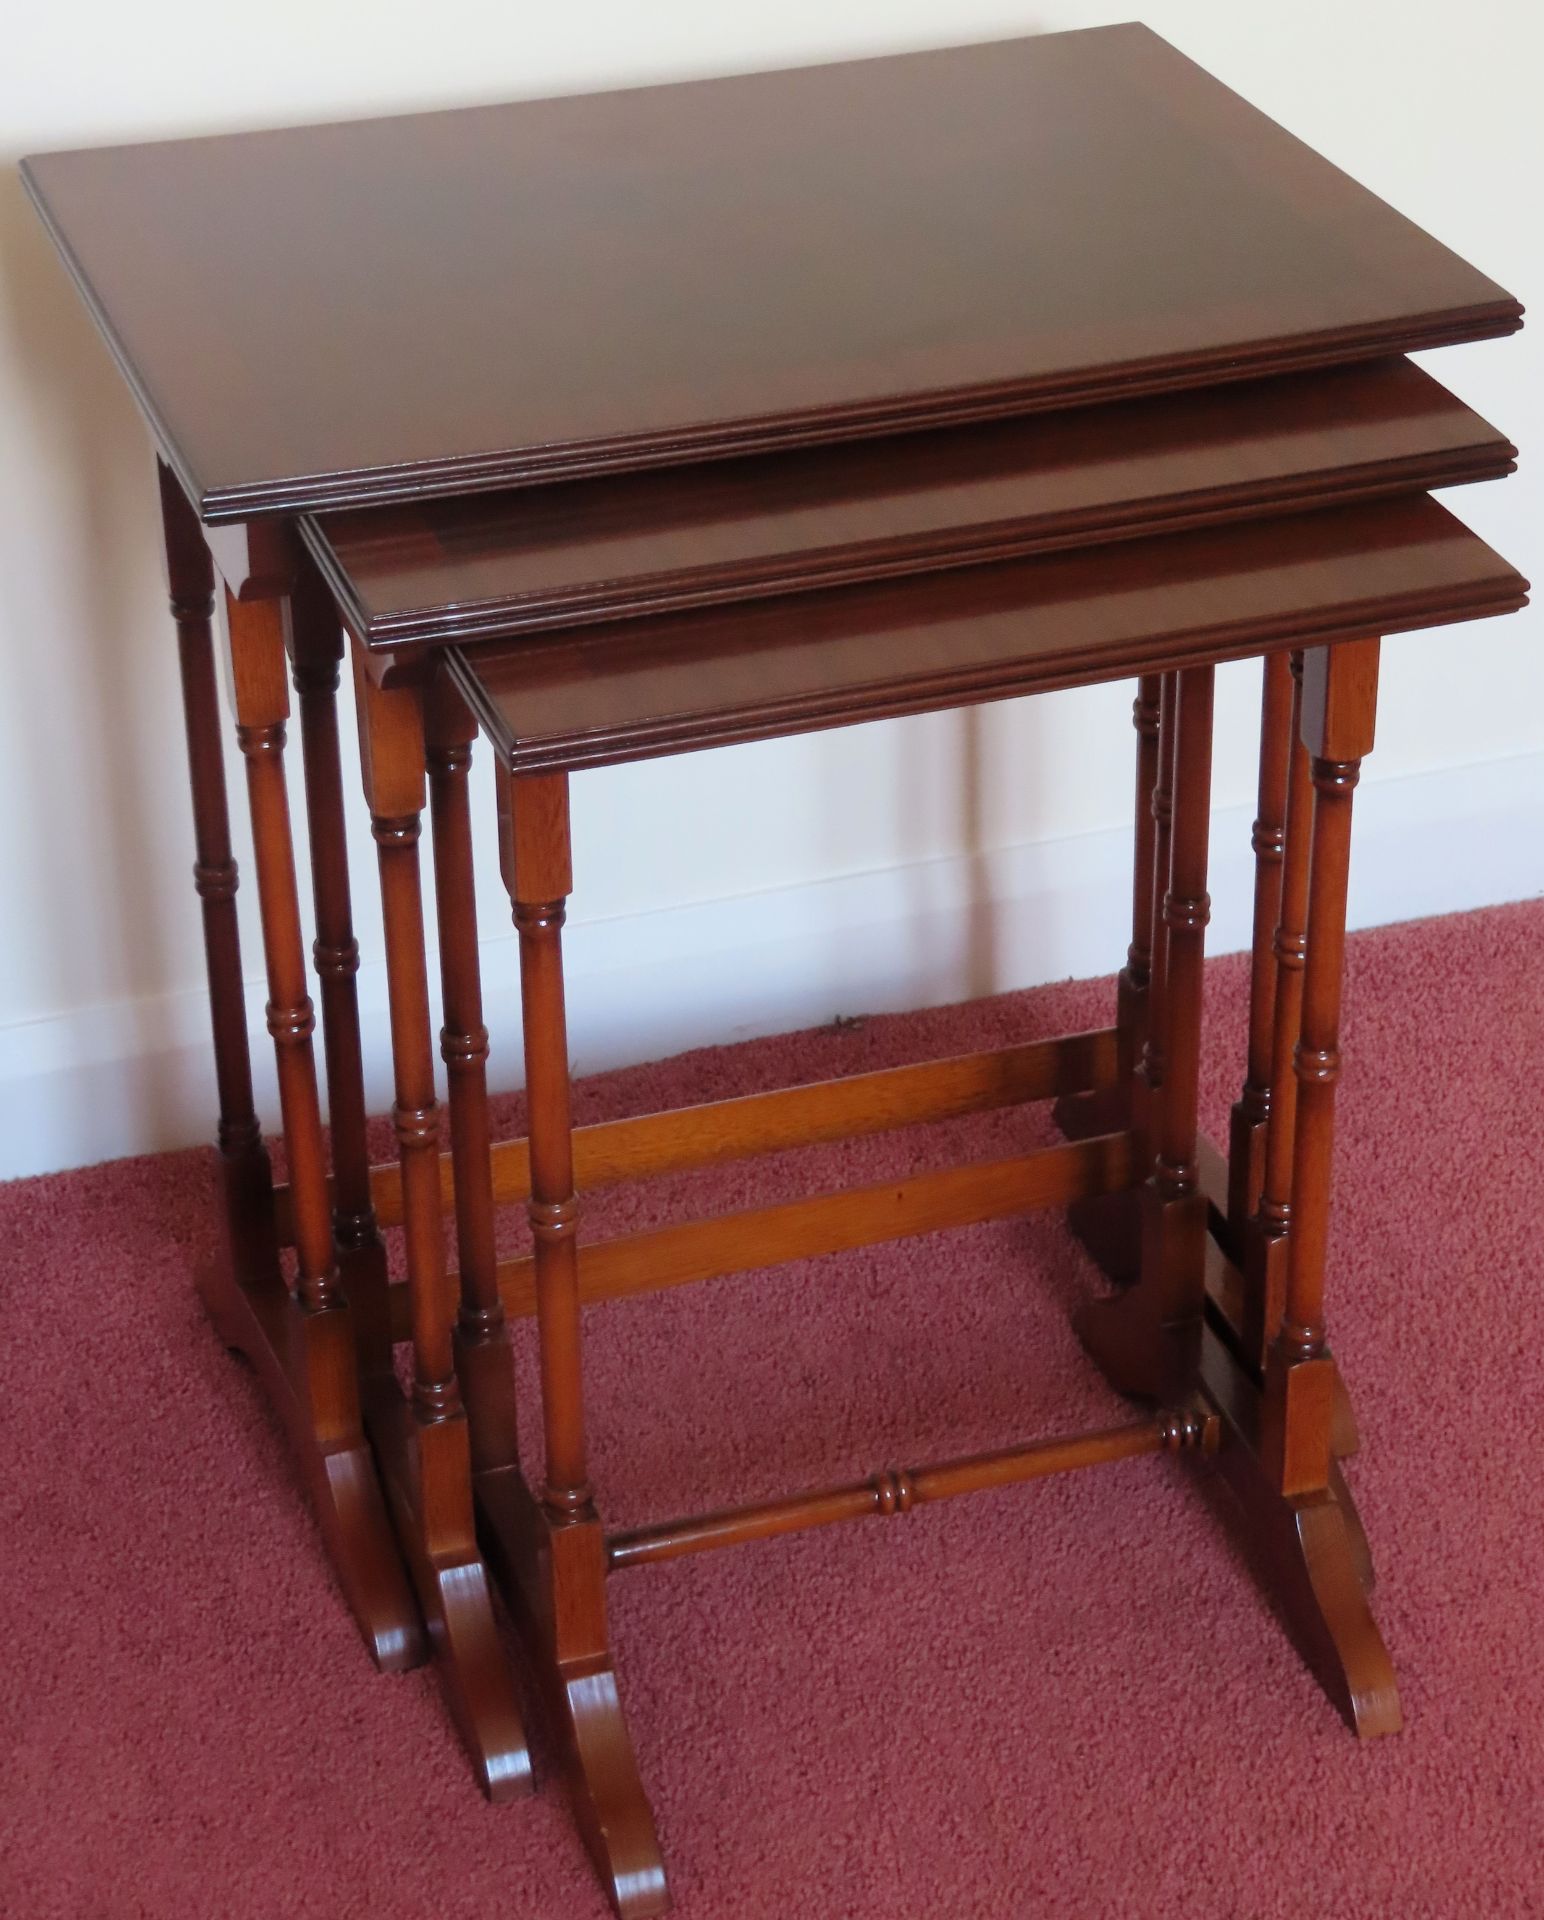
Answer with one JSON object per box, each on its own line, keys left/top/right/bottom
{"left": 1, "top": 1, "right": 1540, "bottom": 1177}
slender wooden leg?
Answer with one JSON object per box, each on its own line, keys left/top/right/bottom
{"left": 1237, "top": 654, "right": 1362, "bottom": 1465}
{"left": 1134, "top": 671, "right": 1180, "bottom": 1174}
{"left": 1058, "top": 673, "right": 1168, "bottom": 1269}
{"left": 1228, "top": 651, "right": 1292, "bottom": 1237}
{"left": 1240, "top": 655, "right": 1312, "bottom": 1370}
{"left": 353, "top": 653, "right": 531, "bottom": 1799}
{"left": 478, "top": 766, "right": 668, "bottom": 1920}
{"left": 424, "top": 671, "right": 520, "bottom": 1474}
{"left": 289, "top": 557, "right": 397, "bottom": 1390}
{"left": 1202, "top": 637, "right": 1398, "bottom": 1740}
{"left": 1078, "top": 667, "right": 1213, "bottom": 1402}
{"left": 158, "top": 460, "right": 273, "bottom": 1280}
{"left": 1119, "top": 674, "right": 1164, "bottom": 1092}
{"left": 202, "top": 522, "right": 419, "bottom": 1673}
{"left": 1060, "top": 673, "right": 1163, "bottom": 1140}
{"left": 1262, "top": 640, "right": 1377, "bottom": 1503}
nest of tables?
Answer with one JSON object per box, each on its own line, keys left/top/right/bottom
{"left": 23, "top": 25, "right": 1528, "bottom": 1915}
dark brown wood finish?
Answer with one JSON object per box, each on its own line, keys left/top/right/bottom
{"left": 351, "top": 656, "right": 532, "bottom": 1802}
{"left": 447, "top": 497, "right": 1525, "bottom": 774}
{"left": 304, "top": 358, "right": 1514, "bottom": 652}
{"left": 21, "top": 27, "right": 1519, "bottom": 521}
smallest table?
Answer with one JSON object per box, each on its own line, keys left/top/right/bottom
{"left": 287, "top": 465, "right": 1522, "bottom": 1914}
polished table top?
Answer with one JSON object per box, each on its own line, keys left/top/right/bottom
{"left": 440, "top": 495, "right": 1526, "bottom": 774}
{"left": 21, "top": 25, "right": 1521, "bottom": 524}
{"left": 303, "top": 358, "right": 1514, "bottom": 655}
{"left": 18, "top": 31, "right": 1530, "bottom": 1908}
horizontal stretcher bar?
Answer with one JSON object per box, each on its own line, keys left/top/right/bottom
{"left": 386, "top": 1128, "right": 1136, "bottom": 1339}
{"left": 274, "top": 1025, "right": 1119, "bottom": 1244}
{"left": 606, "top": 1406, "right": 1220, "bottom": 1571}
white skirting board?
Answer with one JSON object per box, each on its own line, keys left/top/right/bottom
{"left": 2, "top": 749, "right": 1539, "bottom": 1181}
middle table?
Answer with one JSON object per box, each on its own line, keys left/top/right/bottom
{"left": 273, "top": 353, "right": 1523, "bottom": 1915}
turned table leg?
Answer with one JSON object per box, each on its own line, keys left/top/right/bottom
{"left": 352, "top": 654, "right": 531, "bottom": 1799}
{"left": 215, "top": 561, "right": 420, "bottom": 1670}
{"left": 1228, "top": 650, "right": 1293, "bottom": 1237}
{"left": 1118, "top": 674, "right": 1164, "bottom": 1094}
{"left": 1057, "top": 672, "right": 1170, "bottom": 1268}
{"left": 157, "top": 460, "right": 272, "bottom": 1276}
{"left": 424, "top": 672, "right": 520, "bottom": 1474}
{"left": 1201, "top": 636, "right": 1398, "bottom": 1739}
{"left": 1136, "top": 670, "right": 1180, "bottom": 1166}
{"left": 1236, "top": 654, "right": 1363, "bottom": 1465}
{"left": 1079, "top": 666, "right": 1213, "bottom": 1402}
{"left": 1240, "top": 654, "right": 1312, "bottom": 1368}
{"left": 289, "top": 557, "right": 394, "bottom": 1384}
{"left": 478, "top": 766, "right": 668, "bottom": 1920}
{"left": 1262, "top": 640, "right": 1377, "bottom": 1502}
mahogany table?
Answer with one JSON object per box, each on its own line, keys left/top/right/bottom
{"left": 294, "top": 470, "right": 1524, "bottom": 1910}
{"left": 21, "top": 25, "right": 1527, "bottom": 1917}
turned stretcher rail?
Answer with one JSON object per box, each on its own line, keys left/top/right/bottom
{"left": 606, "top": 1406, "right": 1219, "bottom": 1571}
{"left": 274, "top": 1025, "right": 1120, "bottom": 1244}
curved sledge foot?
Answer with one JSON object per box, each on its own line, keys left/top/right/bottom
{"left": 365, "top": 1385, "right": 533, "bottom": 1798}
{"left": 559, "top": 1666, "right": 670, "bottom": 1919}
{"left": 425, "top": 1556, "right": 534, "bottom": 1802}
{"left": 1331, "top": 1371, "right": 1362, "bottom": 1458}
{"left": 1287, "top": 1485, "right": 1400, "bottom": 1735}
{"left": 1199, "top": 1324, "right": 1400, "bottom": 1738}
{"left": 476, "top": 1466, "right": 669, "bottom": 1916}
{"left": 1329, "top": 1457, "right": 1376, "bottom": 1595}
{"left": 314, "top": 1439, "right": 430, "bottom": 1676}
{"left": 197, "top": 1259, "right": 426, "bottom": 1674}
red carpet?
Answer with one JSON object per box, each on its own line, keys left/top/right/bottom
{"left": 4, "top": 899, "right": 1543, "bottom": 1918}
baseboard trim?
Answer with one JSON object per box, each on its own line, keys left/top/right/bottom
{"left": 3, "top": 749, "right": 1539, "bottom": 1179}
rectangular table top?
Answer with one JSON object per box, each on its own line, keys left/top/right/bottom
{"left": 22, "top": 26, "right": 1520, "bottom": 524}
{"left": 448, "top": 495, "right": 1528, "bottom": 774}
{"left": 303, "top": 358, "right": 1514, "bottom": 653}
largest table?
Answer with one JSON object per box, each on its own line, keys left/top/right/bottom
{"left": 22, "top": 25, "right": 1528, "bottom": 1916}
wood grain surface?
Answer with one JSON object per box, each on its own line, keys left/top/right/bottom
{"left": 447, "top": 495, "right": 1527, "bottom": 772}
{"left": 22, "top": 26, "right": 1520, "bottom": 520}
{"left": 303, "top": 358, "right": 1515, "bottom": 649}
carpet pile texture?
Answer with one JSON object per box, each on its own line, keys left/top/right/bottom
{"left": 3, "top": 899, "right": 1542, "bottom": 1918}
